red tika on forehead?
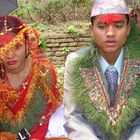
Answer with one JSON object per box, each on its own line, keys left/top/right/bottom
{"left": 99, "top": 14, "right": 125, "bottom": 24}
{"left": 0, "top": 34, "right": 14, "bottom": 45}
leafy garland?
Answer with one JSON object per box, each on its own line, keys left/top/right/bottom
{"left": 71, "top": 22, "right": 140, "bottom": 140}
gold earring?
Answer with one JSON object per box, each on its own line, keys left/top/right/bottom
{"left": 0, "top": 64, "right": 5, "bottom": 79}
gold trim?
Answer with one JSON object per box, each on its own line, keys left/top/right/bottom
{"left": 0, "top": 27, "right": 40, "bottom": 62}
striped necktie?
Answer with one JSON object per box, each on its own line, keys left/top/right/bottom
{"left": 104, "top": 66, "right": 118, "bottom": 107}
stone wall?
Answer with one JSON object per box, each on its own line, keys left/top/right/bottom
{"left": 42, "top": 32, "right": 91, "bottom": 66}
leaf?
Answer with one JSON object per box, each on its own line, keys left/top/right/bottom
{"left": 39, "top": 38, "right": 47, "bottom": 50}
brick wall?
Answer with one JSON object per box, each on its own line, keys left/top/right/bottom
{"left": 42, "top": 32, "right": 91, "bottom": 66}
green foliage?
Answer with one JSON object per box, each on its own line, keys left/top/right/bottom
{"left": 63, "top": 47, "right": 70, "bottom": 54}
{"left": 12, "top": 0, "right": 93, "bottom": 24}
{"left": 12, "top": 0, "right": 27, "bottom": 19}
{"left": 66, "top": 25, "right": 79, "bottom": 34}
{"left": 44, "top": 52, "right": 53, "bottom": 61}
{"left": 39, "top": 38, "right": 47, "bottom": 50}
{"left": 126, "top": 0, "right": 140, "bottom": 8}
{"left": 56, "top": 66, "right": 65, "bottom": 88}
{"left": 57, "top": 66, "right": 65, "bottom": 75}
{"left": 11, "top": 0, "right": 140, "bottom": 25}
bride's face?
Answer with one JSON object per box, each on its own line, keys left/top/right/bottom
{"left": 1, "top": 35, "right": 28, "bottom": 73}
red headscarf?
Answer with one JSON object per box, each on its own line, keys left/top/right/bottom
{"left": 0, "top": 16, "right": 40, "bottom": 61}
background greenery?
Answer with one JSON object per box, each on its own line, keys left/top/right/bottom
{"left": 11, "top": 0, "right": 140, "bottom": 33}
{"left": 12, "top": 0, "right": 140, "bottom": 24}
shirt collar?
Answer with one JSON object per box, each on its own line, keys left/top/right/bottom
{"left": 99, "top": 48, "right": 124, "bottom": 76}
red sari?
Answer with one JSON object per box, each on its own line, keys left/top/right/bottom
{"left": 0, "top": 59, "right": 62, "bottom": 140}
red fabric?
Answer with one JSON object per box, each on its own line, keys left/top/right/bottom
{"left": 0, "top": 16, "right": 26, "bottom": 35}
{"left": 38, "top": 59, "right": 58, "bottom": 96}
{"left": 30, "top": 59, "right": 58, "bottom": 140}
{"left": 0, "top": 34, "right": 14, "bottom": 45}
{"left": 30, "top": 121, "right": 49, "bottom": 140}
{"left": 10, "top": 74, "right": 32, "bottom": 114}
{"left": 99, "top": 14, "right": 125, "bottom": 24}
{"left": 30, "top": 95, "right": 56, "bottom": 140}
{"left": 49, "top": 63, "right": 57, "bottom": 96}
{"left": 0, "top": 58, "right": 59, "bottom": 140}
